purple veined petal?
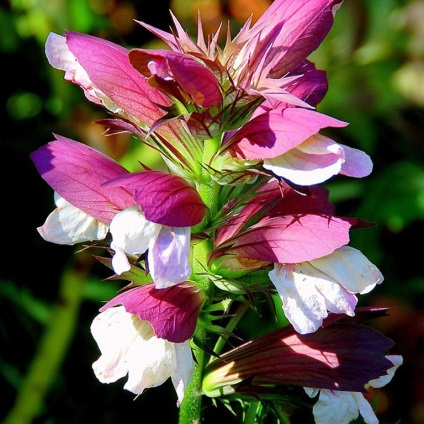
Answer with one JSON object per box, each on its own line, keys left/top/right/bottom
{"left": 224, "top": 214, "right": 355, "bottom": 264}
{"left": 149, "top": 226, "right": 192, "bottom": 288}
{"left": 30, "top": 135, "right": 134, "bottom": 223}
{"left": 104, "top": 170, "right": 206, "bottom": 227}
{"left": 63, "top": 31, "right": 169, "bottom": 126}
{"left": 227, "top": 108, "right": 347, "bottom": 160}
{"left": 268, "top": 183, "right": 336, "bottom": 217}
{"left": 369, "top": 355, "right": 403, "bottom": 389}
{"left": 99, "top": 283, "right": 205, "bottom": 343}
{"left": 203, "top": 319, "right": 396, "bottom": 394}
{"left": 45, "top": 33, "right": 104, "bottom": 107}
{"left": 339, "top": 143, "right": 373, "bottom": 178}
{"left": 129, "top": 49, "right": 222, "bottom": 108}
{"left": 282, "top": 60, "right": 328, "bottom": 107}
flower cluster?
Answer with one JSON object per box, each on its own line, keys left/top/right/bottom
{"left": 32, "top": 1, "right": 402, "bottom": 423}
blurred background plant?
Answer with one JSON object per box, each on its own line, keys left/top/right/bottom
{"left": 1, "top": 0, "right": 423, "bottom": 422}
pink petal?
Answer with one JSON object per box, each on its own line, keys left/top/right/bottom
{"left": 224, "top": 214, "right": 355, "bottom": 263}
{"left": 30, "top": 135, "right": 134, "bottom": 223}
{"left": 100, "top": 283, "right": 205, "bottom": 342}
{"left": 216, "top": 180, "right": 336, "bottom": 247}
{"left": 250, "top": 0, "right": 343, "bottom": 77}
{"left": 104, "top": 170, "right": 206, "bottom": 227}
{"left": 215, "top": 180, "right": 281, "bottom": 246}
{"left": 65, "top": 31, "right": 169, "bottom": 126}
{"left": 129, "top": 49, "right": 222, "bottom": 107}
{"left": 228, "top": 108, "right": 347, "bottom": 160}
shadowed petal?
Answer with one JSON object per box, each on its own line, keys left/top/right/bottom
{"left": 203, "top": 318, "right": 395, "bottom": 396}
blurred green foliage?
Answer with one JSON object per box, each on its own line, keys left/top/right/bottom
{"left": 1, "top": 0, "right": 423, "bottom": 423}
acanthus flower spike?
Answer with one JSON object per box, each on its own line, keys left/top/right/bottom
{"left": 32, "top": 0, "right": 404, "bottom": 421}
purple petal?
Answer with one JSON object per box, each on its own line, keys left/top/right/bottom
{"left": 129, "top": 49, "right": 222, "bottom": 107}
{"left": 104, "top": 171, "right": 206, "bottom": 227}
{"left": 30, "top": 135, "right": 134, "bottom": 223}
{"left": 284, "top": 60, "right": 328, "bottom": 107}
{"left": 65, "top": 31, "right": 169, "bottom": 126}
{"left": 228, "top": 108, "right": 347, "bottom": 160}
{"left": 225, "top": 214, "right": 355, "bottom": 263}
{"left": 340, "top": 144, "right": 373, "bottom": 178}
{"left": 100, "top": 283, "right": 205, "bottom": 342}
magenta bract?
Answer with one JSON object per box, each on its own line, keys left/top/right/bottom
{"left": 100, "top": 283, "right": 205, "bottom": 343}
{"left": 64, "top": 31, "right": 170, "bottom": 126}
{"left": 104, "top": 170, "right": 206, "bottom": 227}
{"left": 227, "top": 108, "right": 347, "bottom": 160}
{"left": 129, "top": 49, "right": 222, "bottom": 108}
{"left": 218, "top": 214, "right": 354, "bottom": 264}
{"left": 247, "top": 0, "right": 344, "bottom": 78}
{"left": 30, "top": 135, "right": 134, "bottom": 223}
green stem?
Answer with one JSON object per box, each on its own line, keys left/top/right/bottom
{"left": 179, "top": 136, "right": 221, "bottom": 424}
{"left": 198, "top": 136, "right": 221, "bottom": 220}
{"left": 4, "top": 252, "right": 93, "bottom": 424}
{"left": 244, "top": 400, "right": 260, "bottom": 424}
{"left": 211, "top": 301, "right": 250, "bottom": 360}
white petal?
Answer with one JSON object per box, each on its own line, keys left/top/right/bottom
{"left": 45, "top": 33, "right": 75, "bottom": 72}
{"left": 310, "top": 246, "right": 383, "bottom": 295}
{"left": 263, "top": 134, "right": 344, "bottom": 186}
{"left": 37, "top": 194, "right": 109, "bottom": 245}
{"left": 311, "top": 389, "right": 361, "bottom": 424}
{"left": 340, "top": 143, "right": 373, "bottom": 178}
{"left": 369, "top": 355, "right": 403, "bottom": 389}
{"left": 269, "top": 264, "right": 328, "bottom": 334}
{"left": 91, "top": 307, "right": 186, "bottom": 397}
{"left": 91, "top": 307, "right": 150, "bottom": 384}
{"left": 149, "top": 226, "right": 191, "bottom": 288}
{"left": 269, "top": 263, "right": 357, "bottom": 334}
{"left": 123, "top": 337, "right": 176, "bottom": 394}
{"left": 354, "top": 392, "right": 379, "bottom": 424}
{"left": 172, "top": 342, "right": 195, "bottom": 406}
{"left": 110, "top": 205, "right": 161, "bottom": 275}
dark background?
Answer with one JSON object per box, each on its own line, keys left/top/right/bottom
{"left": 1, "top": 0, "right": 424, "bottom": 422}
